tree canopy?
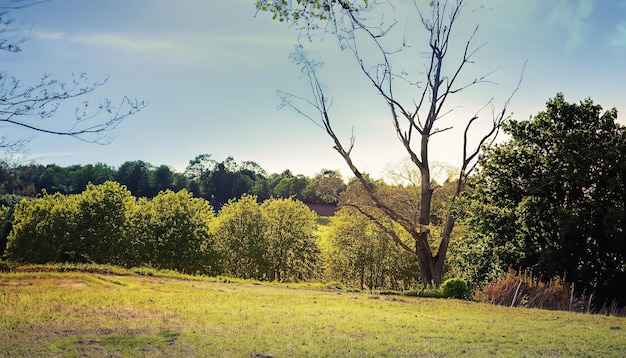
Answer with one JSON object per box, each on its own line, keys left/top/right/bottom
{"left": 462, "top": 93, "right": 626, "bottom": 307}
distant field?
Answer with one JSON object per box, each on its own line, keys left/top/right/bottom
{"left": 1, "top": 269, "right": 624, "bottom": 357}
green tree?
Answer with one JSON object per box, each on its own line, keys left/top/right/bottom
{"left": 36, "top": 164, "right": 99, "bottom": 194}
{"left": 131, "top": 189, "right": 217, "bottom": 273}
{"left": 73, "top": 181, "right": 135, "bottom": 265}
{"left": 256, "top": 0, "right": 523, "bottom": 285}
{"left": 0, "top": 161, "right": 48, "bottom": 196}
{"left": 116, "top": 160, "right": 153, "bottom": 197}
{"left": 184, "top": 155, "right": 265, "bottom": 206}
{"left": 254, "top": 171, "right": 292, "bottom": 202}
{"left": 185, "top": 154, "right": 216, "bottom": 182}
{"left": 325, "top": 206, "right": 420, "bottom": 290}
{"left": 0, "top": 194, "right": 21, "bottom": 256}
{"left": 272, "top": 174, "right": 310, "bottom": 201}
{"left": 5, "top": 192, "right": 79, "bottom": 263}
{"left": 212, "top": 194, "right": 268, "bottom": 279}
{"left": 308, "top": 169, "right": 346, "bottom": 204}
{"left": 260, "top": 198, "right": 321, "bottom": 281}
{"left": 184, "top": 154, "right": 216, "bottom": 199}
{"left": 464, "top": 93, "right": 626, "bottom": 306}
{"left": 73, "top": 163, "right": 116, "bottom": 191}
{"left": 150, "top": 164, "right": 176, "bottom": 196}
{"left": 209, "top": 159, "right": 255, "bottom": 207}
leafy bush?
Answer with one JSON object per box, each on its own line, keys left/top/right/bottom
{"left": 131, "top": 189, "right": 217, "bottom": 274}
{"left": 74, "top": 181, "right": 135, "bottom": 265}
{"left": 212, "top": 195, "right": 321, "bottom": 281}
{"left": 441, "top": 278, "right": 471, "bottom": 299}
{"left": 261, "top": 198, "right": 320, "bottom": 282}
{"left": 6, "top": 192, "right": 77, "bottom": 263}
{"left": 212, "top": 195, "right": 268, "bottom": 279}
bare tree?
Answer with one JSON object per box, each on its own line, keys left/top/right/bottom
{"left": 257, "top": 0, "right": 523, "bottom": 285}
{"left": 0, "top": 3, "right": 145, "bottom": 154}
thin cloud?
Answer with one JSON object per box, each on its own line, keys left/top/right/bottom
{"left": 33, "top": 31, "right": 65, "bottom": 40}
{"left": 168, "top": 33, "right": 295, "bottom": 66}
{"left": 32, "top": 29, "right": 294, "bottom": 65}
{"left": 32, "top": 30, "right": 174, "bottom": 52}
{"left": 69, "top": 33, "right": 174, "bottom": 52}
{"left": 545, "top": 0, "right": 594, "bottom": 49}
{"left": 609, "top": 22, "right": 626, "bottom": 52}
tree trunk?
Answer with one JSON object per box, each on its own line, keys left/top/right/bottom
{"left": 415, "top": 251, "right": 440, "bottom": 285}
{"left": 411, "top": 228, "right": 442, "bottom": 285}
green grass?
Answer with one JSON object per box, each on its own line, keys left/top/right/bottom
{"left": 1, "top": 269, "right": 625, "bottom": 357}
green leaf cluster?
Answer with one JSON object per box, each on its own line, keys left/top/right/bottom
{"left": 131, "top": 189, "right": 217, "bottom": 274}
{"left": 255, "top": 0, "right": 368, "bottom": 24}
{"left": 3, "top": 182, "right": 323, "bottom": 281}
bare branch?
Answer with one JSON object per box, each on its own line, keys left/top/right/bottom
{"left": 462, "top": 60, "right": 526, "bottom": 178}
{"left": 343, "top": 202, "right": 417, "bottom": 256}
{"left": 0, "top": 72, "right": 147, "bottom": 146}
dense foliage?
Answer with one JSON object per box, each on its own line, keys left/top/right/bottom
{"left": 0, "top": 156, "right": 345, "bottom": 255}
{"left": 261, "top": 198, "right": 321, "bottom": 281}
{"left": 212, "top": 194, "right": 269, "bottom": 278}
{"left": 4, "top": 183, "right": 322, "bottom": 279}
{"left": 212, "top": 195, "right": 321, "bottom": 281}
{"left": 130, "top": 189, "right": 218, "bottom": 273}
{"left": 440, "top": 278, "right": 471, "bottom": 299}
{"left": 458, "top": 93, "right": 626, "bottom": 307}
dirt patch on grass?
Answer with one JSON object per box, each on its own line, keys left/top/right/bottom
{"left": 57, "top": 280, "right": 89, "bottom": 287}
{"left": 46, "top": 329, "right": 190, "bottom": 357}
{"left": 0, "top": 281, "right": 33, "bottom": 286}
{"left": 24, "top": 307, "right": 190, "bottom": 356}
{"left": 0, "top": 278, "right": 89, "bottom": 288}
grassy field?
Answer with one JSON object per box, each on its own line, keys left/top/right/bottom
{"left": 1, "top": 269, "right": 625, "bottom": 357}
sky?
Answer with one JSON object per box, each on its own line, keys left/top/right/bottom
{"left": 2, "top": 0, "right": 625, "bottom": 178}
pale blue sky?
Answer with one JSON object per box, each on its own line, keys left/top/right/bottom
{"left": 3, "top": 0, "right": 625, "bottom": 177}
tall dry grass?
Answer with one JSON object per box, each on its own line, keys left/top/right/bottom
{"left": 477, "top": 270, "right": 611, "bottom": 314}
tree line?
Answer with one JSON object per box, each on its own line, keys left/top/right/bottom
{"left": 3, "top": 182, "right": 318, "bottom": 280}
{"left": 0, "top": 155, "right": 346, "bottom": 207}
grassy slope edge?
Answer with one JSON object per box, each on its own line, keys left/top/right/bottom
{"left": 1, "top": 269, "right": 624, "bottom": 357}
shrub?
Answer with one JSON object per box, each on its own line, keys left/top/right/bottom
{"left": 131, "top": 189, "right": 217, "bottom": 274}
{"left": 323, "top": 207, "right": 420, "bottom": 290}
{"left": 441, "top": 278, "right": 471, "bottom": 299}
{"left": 74, "top": 181, "right": 135, "bottom": 265}
{"left": 212, "top": 195, "right": 268, "bottom": 279}
{"left": 478, "top": 270, "right": 587, "bottom": 312}
{"left": 6, "top": 193, "right": 78, "bottom": 263}
{"left": 261, "top": 198, "right": 321, "bottom": 282}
